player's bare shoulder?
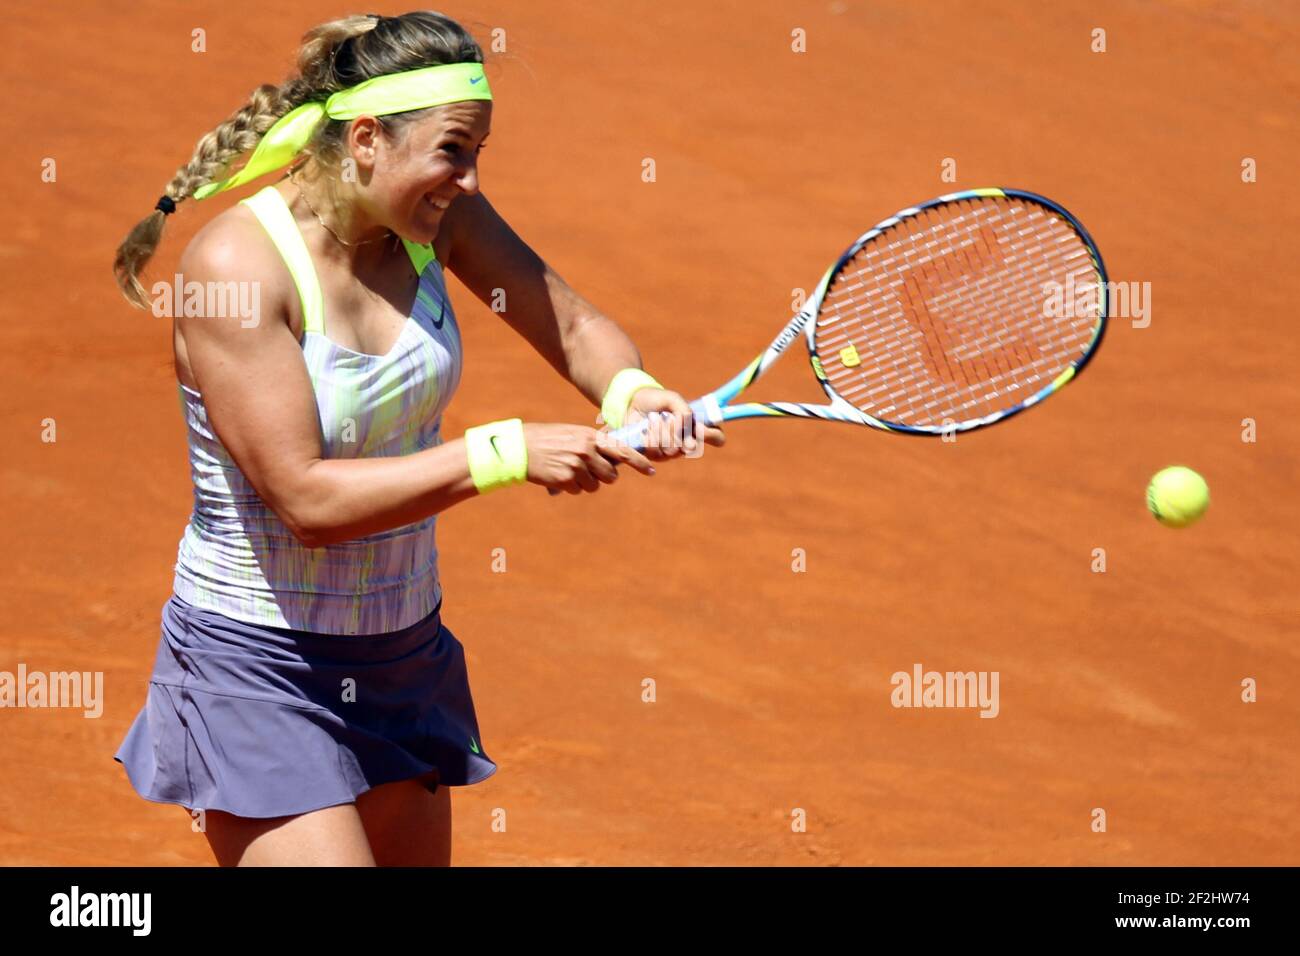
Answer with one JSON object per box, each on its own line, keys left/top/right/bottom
{"left": 171, "top": 191, "right": 301, "bottom": 390}
{"left": 436, "top": 190, "right": 492, "bottom": 273}
{"left": 175, "top": 194, "right": 298, "bottom": 339}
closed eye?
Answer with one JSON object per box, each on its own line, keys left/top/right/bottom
{"left": 439, "top": 135, "right": 488, "bottom": 157}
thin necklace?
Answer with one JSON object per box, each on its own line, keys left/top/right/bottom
{"left": 291, "top": 170, "right": 393, "bottom": 249}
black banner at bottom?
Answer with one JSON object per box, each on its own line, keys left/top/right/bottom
{"left": 0, "top": 866, "right": 1281, "bottom": 940}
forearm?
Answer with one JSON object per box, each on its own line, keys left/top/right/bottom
{"left": 531, "top": 264, "right": 648, "bottom": 410}
{"left": 447, "top": 193, "right": 652, "bottom": 406}
{"left": 562, "top": 308, "right": 646, "bottom": 409}
{"left": 288, "top": 439, "right": 480, "bottom": 548}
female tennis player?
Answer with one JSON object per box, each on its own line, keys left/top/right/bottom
{"left": 110, "top": 10, "right": 723, "bottom": 866}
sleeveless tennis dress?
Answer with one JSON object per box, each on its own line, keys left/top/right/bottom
{"left": 115, "top": 185, "right": 497, "bottom": 818}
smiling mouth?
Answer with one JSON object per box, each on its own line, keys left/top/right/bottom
{"left": 425, "top": 195, "right": 451, "bottom": 211}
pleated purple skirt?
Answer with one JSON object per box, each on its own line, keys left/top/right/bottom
{"left": 115, "top": 594, "right": 497, "bottom": 819}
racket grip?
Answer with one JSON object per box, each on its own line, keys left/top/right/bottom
{"left": 606, "top": 398, "right": 717, "bottom": 452}
{"left": 545, "top": 398, "right": 717, "bottom": 496}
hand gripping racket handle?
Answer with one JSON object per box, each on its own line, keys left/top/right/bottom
{"left": 545, "top": 397, "right": 719, "bottom": 495}
{"left": 605, "top": 397, "right": 718, "bottom": 452}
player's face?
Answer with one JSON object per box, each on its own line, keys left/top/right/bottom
{"left": 378, "top": 101, "right": 492, "bottom": 242}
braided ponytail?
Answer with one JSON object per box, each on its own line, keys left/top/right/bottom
{"left": 113, "top": 11, "right": 481, "bottom": 309}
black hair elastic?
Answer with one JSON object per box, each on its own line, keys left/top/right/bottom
{"left": 155, "top": 195, "right": 177, "bottom": 215}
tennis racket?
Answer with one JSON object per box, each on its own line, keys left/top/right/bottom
{"left": 609, "top": 187, "right": 1107, "bottom": 450}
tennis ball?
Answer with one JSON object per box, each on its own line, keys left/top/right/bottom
{"left": 1146, "top": 466, "right": 1209, "bottom": 528}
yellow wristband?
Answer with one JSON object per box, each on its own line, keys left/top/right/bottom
{"left": 600, "top": 368, "right": 663, "bottom": 430}
{"left": 464, "top": 418, "right": 528, "bottom": 493}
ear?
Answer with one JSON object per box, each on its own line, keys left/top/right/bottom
{"left": 345, "top": 115, "right": 386, "bottom": 173}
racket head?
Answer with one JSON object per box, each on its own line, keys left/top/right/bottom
{"left": 806, "top": 188, "right": 1108, "bottom": 435}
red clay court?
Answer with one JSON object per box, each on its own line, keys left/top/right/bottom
{"left": 1, "top": 0, "right": 1296, "bottom": 865}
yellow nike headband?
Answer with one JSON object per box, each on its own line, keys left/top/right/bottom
{"left": 194, "top": 61, "right": 493, "bottom": 199}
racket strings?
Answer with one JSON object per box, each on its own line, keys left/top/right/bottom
{"left": 813, "top": 197, "right": 1100, "bottom": 428}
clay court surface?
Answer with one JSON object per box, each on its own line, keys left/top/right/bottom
{"left": 2, "top": 1, "right": 1297, "bottom": 865}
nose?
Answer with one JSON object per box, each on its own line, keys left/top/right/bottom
{"left": 456, "top": 157, "right": 480, "bottom": 196}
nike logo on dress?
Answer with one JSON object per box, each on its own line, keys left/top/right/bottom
{"left": 469, "top": 737, "right": 481, "bottom": 754}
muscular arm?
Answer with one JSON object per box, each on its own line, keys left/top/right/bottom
{"left": 443, "top": 192, "right": 643, "bottom": 410}
{"left": 177, "top": 214, "right": 480, "bottom": 549}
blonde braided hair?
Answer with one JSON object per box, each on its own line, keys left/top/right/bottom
{"left": 113, "top": 11, "right": 483, "bottom": 309}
